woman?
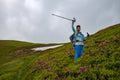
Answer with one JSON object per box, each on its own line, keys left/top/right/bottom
{"left": 72, "top": 20, "right": 89, "bottom": 60}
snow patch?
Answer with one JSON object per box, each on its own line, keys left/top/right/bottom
{"left": 32, "top": 45, "right": 63, "bottom": 51}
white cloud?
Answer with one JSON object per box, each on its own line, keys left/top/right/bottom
{"left": 24, "top": 0, "right": 43, "bottom": 13}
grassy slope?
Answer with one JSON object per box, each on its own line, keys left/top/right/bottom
{"left": 0, "top": 40, "right": 58, "bottom": 65}
{"left": 0, "top": 24, "right": 120, "bottom": 80}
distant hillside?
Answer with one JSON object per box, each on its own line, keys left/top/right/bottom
{"left": 0, "top": 40, "right": 57, "bottom": 64}
{"left": 0, "top": 24, "right": 120, "bottom": 80}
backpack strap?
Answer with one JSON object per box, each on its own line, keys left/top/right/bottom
{"left": 74, "top": 31, "right": 78, "bottom": 44}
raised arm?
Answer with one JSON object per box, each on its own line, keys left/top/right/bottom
{"left": 72, "top": 21, "right": 76, "bottom": 32}
{"left": 82, "top": 32, "right": 90, "bottom": 41}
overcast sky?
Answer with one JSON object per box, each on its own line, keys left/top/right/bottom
{"left": 0, "top": 0, "right": 120, "bottom": 43}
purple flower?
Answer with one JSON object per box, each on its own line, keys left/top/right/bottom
{"left": 79, "top": 66, "right": 89, "bottom": 72}
{"left": 80, "top": 67, "right": 85, "bottom": 72}
{"left": 55, "top": 72, "right": 60, "bottom": 78}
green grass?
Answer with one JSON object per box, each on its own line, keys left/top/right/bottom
{"left": 0, "top": 40, "right": 58, "bottom": 64}
{"left": 0, "top": 24, "right": 120, "bottom": 80}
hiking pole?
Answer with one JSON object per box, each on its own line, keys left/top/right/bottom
{"left": 52, "top": 14, "right": 76, "bottom": 22}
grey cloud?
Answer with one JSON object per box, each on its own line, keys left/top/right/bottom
{"left": 0, "top": 0, "right": 120, "bottom": 43}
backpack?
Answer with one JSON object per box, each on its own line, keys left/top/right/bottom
{"left": 69, "top": 33, "right": 76, "bottom": 46}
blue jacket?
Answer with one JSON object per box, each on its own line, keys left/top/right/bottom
{"left": 72, "top": 22, "right": 87, "bottom": 45}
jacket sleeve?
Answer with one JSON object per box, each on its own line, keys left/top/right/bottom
{"left": 72, "top": 21, "right": 76, "bottom": 32}
{"left": 81, "top": 33, "right": 88, "bottom": 41}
